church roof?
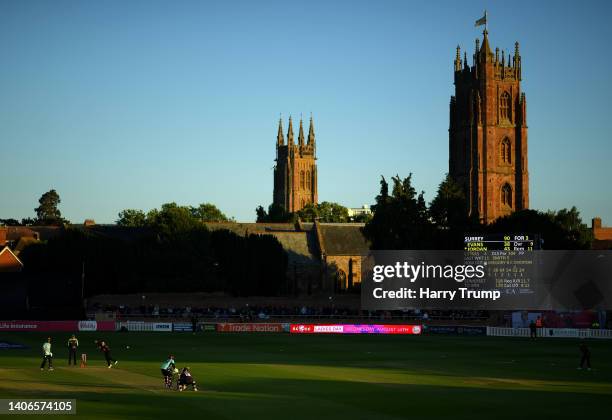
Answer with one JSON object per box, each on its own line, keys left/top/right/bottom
{"left": 315, "top": 223, "right": 369, "bottom": 256}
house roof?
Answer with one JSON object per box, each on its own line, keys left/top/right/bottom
{"left": 0, "top": 246, "right": 24, "bottom": 272}
{"left": 5, "top": 227, "right": 38, "bottom": 241}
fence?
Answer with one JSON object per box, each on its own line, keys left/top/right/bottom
{"left": 109, "top": 322, "right": 612, "bottom": 338}
{"left": 116, "top": 321, "right": 172, "bottom": 332}
{"left": 487, "top": 326, "right": 612, "bottom": 339}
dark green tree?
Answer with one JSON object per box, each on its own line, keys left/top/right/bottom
{"left": 352, "top": 212, "right": 373, "bottom": 223}
{"left": 116, "top": 209, "right": 147, "bottom": 227}
{"left": 295, "top": 203, "right": 318, "bottom": 222}
{"left": 488, "top": 209, "right": 592, "bottom": 249}
{"left": 34, "top": 189, "right": 65, "bottom": 225}
{"left": 147, "top": 203, "right": 200, "bottom": 237}
{"left": 363, "top": 174, "right": 434, "bottom": 249}
{"left": 255, "top": 203, "right": 293, "bottom": 222}
{"left": 429, "top": 173, "right": 468, "bottom": 229}
{"left": 255, "top": 205, "right": 267, "bottom": 222}
{"left": 317, "top": 202, "right": 350, "bottom": 222}
{"left": 295, "top": 202, "right": 349, "bottom": 222}
{"left": 191, "top": 203, "right": 230, "bottom": 222}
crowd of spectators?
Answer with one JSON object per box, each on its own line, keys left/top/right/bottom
{"left": 88, "top": 302, "right": 490, "bottom": 321}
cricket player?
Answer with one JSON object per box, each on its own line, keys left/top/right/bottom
{"left": 579, "top": 341, "right": 592, "bottom": 370}
{"left": 67, "top": 334, "right": 79, "bottom": 366}
{"left": 40, "top": 337, "right": 54, "bottom": 371}
{"left": 160, "top": 355, "right": 176, "bottom": 389}
{"left": 178, "top": 367, "right": 198, "bottom": 391}
{"left": 529, "top": 320, "right": 537, "bottom": 339}
{"left": 95, "top": 340, "right": 118, "bottom": 368}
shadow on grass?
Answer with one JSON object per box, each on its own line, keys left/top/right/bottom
{"left": 1, "top": 376, "right": 612, "bottom": 420}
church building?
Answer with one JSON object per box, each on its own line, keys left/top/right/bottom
{"left": 449, "top": 29, "right": 529, "bottom": 223}
{"left": 273, "top": 116, "right": 318, "bottom": 213}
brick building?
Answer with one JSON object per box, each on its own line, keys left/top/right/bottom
{"left": 204, "top": 221, "right": 369, "bottom": 294}
{"left": 592, "top": 217, "right": 612, "bottom": 249}
{"left": 449, "top": 29, "right": 529, "bottom": 223}
{"left": 273, "top": 116, "right": 317, "bottom": 213}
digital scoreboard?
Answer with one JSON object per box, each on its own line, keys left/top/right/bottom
{"left": 463, "top": 233, "right": 541, "bottom": 251}
{"left": 463, "top": 233, "right": 541, "bottom": 304}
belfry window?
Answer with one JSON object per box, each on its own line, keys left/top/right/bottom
{"left": 300, "top": 171, "right": 305, "bottom": 189}
{"left": 500, "top": 91, "right": 511, "bottom": 122}
{"left": 501, "top": 183, "right": 513, "bottom": 208}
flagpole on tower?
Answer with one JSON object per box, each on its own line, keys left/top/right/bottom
{"left": 474, "top": 10, "right": 488, "bottom": 32}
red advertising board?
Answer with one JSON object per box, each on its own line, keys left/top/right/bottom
{"left": 290, "top": 324, "right": 422, "bottom": 335}
{"left": 216, "top": 323, "right": 284, "bottom": 333}
{"left": 0, "top": 320, "right": 115, "bottom": 332}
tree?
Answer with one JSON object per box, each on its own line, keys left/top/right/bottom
{"left": 363, "top": 174, "right": 435, "bottom": 249}
{"left": 147, "top": 203, "right": 200, "bottom": 237}
{"left": 549, "top": 207, "right": 593, "bottom": 248}
{"left": 116, "top": 209, "right": 147, "bottom": 227}
{"left": 255, "top": 203, "right": 293, "bottom": 223}
{"left": 429, "top": 173, "right": 468, "bottom": 230}
{"left": 296, "top": 202, "right": 350, "bottom": 223}
{"left": 352, "top": 212, "right": 373, "bottom": 223}
{"left": 488, "top": 209, "right": 592, "bottom": 249}
{"left": 35, "top": 189, "right": 65, "bottom": 225}
{"left": 295, "top": 203, "right": 318, "bottom": 222}
{"left": 190, "top": 203, "right": 229, "bottom": 222}
{"left": 255, "top": 205, "right": 267, "bottom": 222}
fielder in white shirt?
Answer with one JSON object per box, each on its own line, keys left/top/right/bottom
{"left": 40, "top": 337, "right": 54, "bottom": 371}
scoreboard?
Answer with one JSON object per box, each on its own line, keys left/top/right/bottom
{"left": 464, "top": 233, "right": 541, "bottom": 251}
{"left": 463, "top": 233, "right": 542, "bottom": 304}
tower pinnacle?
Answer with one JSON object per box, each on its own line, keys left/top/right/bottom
{"left": 308, "top": 116, "right": 315, "bottom": 147}
{"left": 298, "top": 118, "right": 305, "bottom": 146}
{"left": 287, "top": 116, "right": 294, "bottom": 144}
{"left": 277, "top": 117, "right": 284, "bottom": 146}
{"left": 454, "top": 45, "right": 461, "bottom": 71}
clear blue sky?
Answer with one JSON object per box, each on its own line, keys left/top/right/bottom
{"left": 1, "top": 0, "right": 611, "bottom": 224}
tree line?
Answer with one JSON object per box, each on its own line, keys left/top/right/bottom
{"left": 20, "top": 202, "right": 288, "bottom": 300}
{"left": 362, "top": 173, "right": 593, "bottom": 250}
{"left": 255, "top": 201, "right": 371, "bottom": 223}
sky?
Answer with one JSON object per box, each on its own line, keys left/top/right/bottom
{"left": 0, "top": 0, "right": 611, "bottom": 224}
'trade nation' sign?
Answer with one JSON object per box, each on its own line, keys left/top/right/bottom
{"left": 216, "top": 323, "right": 284, "bottom": 333}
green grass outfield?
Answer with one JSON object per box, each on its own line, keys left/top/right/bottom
{"left": 1, "top": 332, "right": 611, "bottom": 419}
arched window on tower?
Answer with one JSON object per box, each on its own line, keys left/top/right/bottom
{"left": 501, "top": 138, "right": 512, "bottom": 164}
{"left": 500, "top": 91, "right": 511, "bottom": 122}
{"left": 300, "top": 170, "right": 305, "bottom": 189}
{"left": 306, "top": 171, "right": 311, "bottom": 190}
{"left": 501, "top": 183, "right": 513, "bottom": 208}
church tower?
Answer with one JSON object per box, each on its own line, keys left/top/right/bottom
{"left": 449, "top": 29, "right": 529, "bottom": 223}
{"left": 273, "top": 116, "right": 318, "bottom": 213}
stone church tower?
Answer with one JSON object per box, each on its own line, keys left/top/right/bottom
{"left": 449, "top": 29, "right": 529, "bottom": 223}
{"left": 273, "top": 116, "right": 318, "bottom": 213}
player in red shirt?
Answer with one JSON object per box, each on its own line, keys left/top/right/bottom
{"left": 95, "top": 340, "right": 118, "bottom": 368}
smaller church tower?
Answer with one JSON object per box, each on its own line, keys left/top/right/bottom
{"left": 273, "top": 116, "right": 318, "bottom": 213}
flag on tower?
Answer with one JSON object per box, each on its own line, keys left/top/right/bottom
{"left": 475, "top": 11, "right": 487, "bottom": 27}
